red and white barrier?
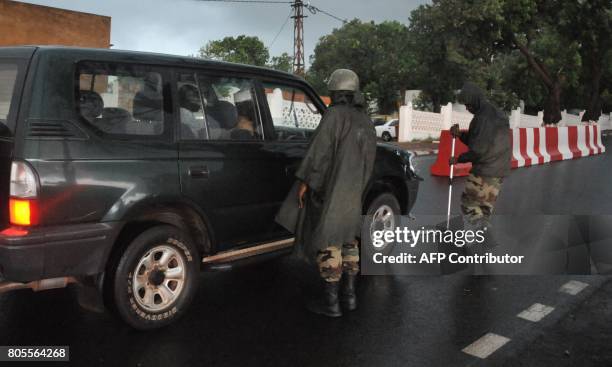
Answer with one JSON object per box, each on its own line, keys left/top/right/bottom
{"left": 511, "top": 125, "right": 606, "bottom": 168}
{"left": 431, "top": 125, "right": 606, "bottom": 176}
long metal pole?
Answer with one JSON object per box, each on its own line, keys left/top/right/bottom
{"left": 446, "top": 136, "right": 456, "bottom": 230}
{"left": 292, "top": 0, "right": 305, "bottom": 76}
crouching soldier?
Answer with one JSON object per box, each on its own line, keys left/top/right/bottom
{"left": 450, "top": 82, "right": 511, "bottom": 236}
{"left": 277, "top": 69, "right": 376, "bottom": 317}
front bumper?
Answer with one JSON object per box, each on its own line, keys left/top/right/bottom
{"left": 0, "top": 222, "right": 119, "bottom": 283}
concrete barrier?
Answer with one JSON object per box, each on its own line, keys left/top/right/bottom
{"left": 511, "top": 125, "right": 606, "bottom": 168}
{"left": 430, "top": 130, "right": 472, "bottom": 177}
{"left": 431, "top": 125, "right": 606, "bottom": 176}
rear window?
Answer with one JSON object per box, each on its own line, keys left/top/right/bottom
{"left": 76, "top": 62, "right": 166, "bottom": 136}
{"left": 0, "top": 61, "right": 23, "bottom": 136}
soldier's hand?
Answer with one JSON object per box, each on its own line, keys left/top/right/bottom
{"left": 449, "top": 157, "right": 458, "bottom": 166}
{"left": 450, "top": 124, "right": 460, "bottom": 138}
{"left": 298, "top": 182, "right": 308, "bottom": 209}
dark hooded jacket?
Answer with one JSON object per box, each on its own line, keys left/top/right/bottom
{"left": 457, "top": 82, "right": 512, "bottom": 178}
{"left": 275, "top": 94, "right": 377, "bottom": 262}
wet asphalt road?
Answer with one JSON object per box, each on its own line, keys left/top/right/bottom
{"left": 0, "top": 137, "right": 610, "bottom": 367}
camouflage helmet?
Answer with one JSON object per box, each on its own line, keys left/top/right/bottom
{"left": 327, "top": 69, "right": 360, "bottom": 92}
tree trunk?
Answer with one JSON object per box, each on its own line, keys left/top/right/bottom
{"left": 582, "top": 60, "right": 603, "bottom": 122}
{"left": 432, "top": 95, "right": 441, "bottom": 113}
{"left": 543, "top": 82, "right": 562, "bottom": 125}
{"left": 514, "top": 39, "right": 562, "bottom": 124}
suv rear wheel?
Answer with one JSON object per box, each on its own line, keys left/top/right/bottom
{"left": 108, "top": 225, "right": 199, "bottom": 330}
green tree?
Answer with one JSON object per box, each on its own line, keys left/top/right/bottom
{"left": 407, "top": 3, "right": 524, "bottom": 112}
{"left": 430, "top": 0, "right": 583, "bottom": 124}
{"left": 603, "top": 51, "right": 612, "bottom": 114}
{"left": 200, "top": 35, "right": 270, "bottom": 66}
{"left": 556, "top": 0, "right": 612, "bottom": 121}
{"left": 407, "top": 4, "right": 467, "bottom": 112}
{"left": 269, "top": 52, "right": 293, "bottom": 73}
{"left": 308, "top": 20, "right": 415, "bottom": 114}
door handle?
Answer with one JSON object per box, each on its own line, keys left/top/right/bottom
{"left": 189, "top": 165, "right": 210, "bottom": 179}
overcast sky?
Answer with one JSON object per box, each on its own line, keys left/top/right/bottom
{"left": 19, "top": 0, "right": 427, "bottom": 63}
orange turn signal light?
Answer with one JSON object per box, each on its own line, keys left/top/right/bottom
{"left": 9, "top": 198, "right": 37, "bottom": 226}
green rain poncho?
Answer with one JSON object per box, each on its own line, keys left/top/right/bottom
{"left": 276, "top": 101, "right": 377, "bottom": 263}
{"left": 457, "top": 82, "right": 512, "bottom": 178}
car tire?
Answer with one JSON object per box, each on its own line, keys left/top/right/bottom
{"left": 365, "top": 192, "right": 401, "bottom": 255}
{"left": 382, "top": 132, "right": 392, "bottom": 142}
{"left": 108, "top": 225, "right": 199, "bottom": 330}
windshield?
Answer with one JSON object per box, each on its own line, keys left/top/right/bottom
{"left": 0, "top": 62, "right": 21, "bottom": 136}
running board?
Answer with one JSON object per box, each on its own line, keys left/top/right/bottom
{"left": 202, "top": 238, "right": 294, "bottom": 264}
{"left": 0, "top": 277, "right": 78, "bottom": 295}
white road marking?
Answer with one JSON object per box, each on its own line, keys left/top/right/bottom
{"left": 462, "top": 333, "right": 510, "bottom": 359}
{"left": 517, "top": 303, "right": 555, "bottom": 322}
{"left": 559, "top": 280, "right": 589, "bottom": 295}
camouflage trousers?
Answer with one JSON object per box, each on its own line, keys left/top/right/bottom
{"left": 316, "top": 240, "right": 360, "bottom": 283}
{"left": 461, "top": 174, "right": 503, "bottom": 225}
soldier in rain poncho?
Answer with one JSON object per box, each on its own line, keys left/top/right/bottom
{"left": 276, "top": 69, "right": 376, "bottom": 317}
{"left": 450, "top": 82, "right": 511, "bottom": 236}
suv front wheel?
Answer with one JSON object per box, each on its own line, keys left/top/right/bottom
{"left": 365, "top": 192, "right": 401, "bottom": 255}
{"left": 108, "top": 225, "right": 199, "bottom": 330}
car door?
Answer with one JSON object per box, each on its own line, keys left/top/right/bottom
{"left": 257, "top": 81, "right": 326, "bottom": 216}
{"left": 177, "top": 70, "right": 287, "bottom": 251}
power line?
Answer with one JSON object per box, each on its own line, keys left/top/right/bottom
{"left": 193, "top": 0, "right": 346, "bottom": 23}
{"left": 305, "top": 4, "right": 347, "bottom": 24}
{"left": 191, "top": 0, "right": 347, "bottom": 75}
{"left": 269, "top": 8, "right": 293, "bottom": 48}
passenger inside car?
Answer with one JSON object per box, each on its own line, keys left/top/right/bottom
{"left": 78, "top": 70, "right": 165, "bottom": 136}
{"left": 231, "top": 100, "right": 257, "bottom": 140}
{"left": 205, "top": 100, "right": 235, "bottom": 140}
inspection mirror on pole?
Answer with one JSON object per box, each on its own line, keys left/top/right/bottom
{"left": 447, "top": 128, "right": 457, "bottom": 230}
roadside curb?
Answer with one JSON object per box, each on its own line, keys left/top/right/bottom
{"left": 412, "top": 149, "right": 439, "bottom": 156}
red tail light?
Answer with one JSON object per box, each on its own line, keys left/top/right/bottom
{"left": 9, "top": 161, "right": 40, "bottom": 227}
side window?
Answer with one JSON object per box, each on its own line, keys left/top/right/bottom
{"left": 77, "top": 62, "right": 165, "bottom": 136}
{"left": 0, "top": 62, "right": 21, "bottom": 136}
{"left": 194, "top": 75, "right": 263, "bottom": 141}
{"left": 263, "top": 83, "right": 322, "bottom": 141}
{"left": 390, "top": 120, "right": 398, "bottom": 127}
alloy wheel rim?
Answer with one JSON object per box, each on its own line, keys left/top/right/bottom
{"left": 132, "top": 245, "right": 186, "bottom": 312}
{"left": 371, "top": 204, "right": 395, "bottom": 249}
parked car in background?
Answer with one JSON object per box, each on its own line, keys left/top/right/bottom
{"left": 375, "top": 119, "right": 398, "bottom": 141}
{"left": 0, "top": 46, "right": 420, "bottom": 330}
{"left": 372, "top": 117, "right": 386, "bottom": 126}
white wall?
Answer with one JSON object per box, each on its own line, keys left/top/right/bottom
{"left": 398, "top": 103, "right": 608, "bottom": 142}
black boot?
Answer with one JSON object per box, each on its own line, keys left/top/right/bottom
{"left": 341, "top": 274, "right": 357, "bottom": 311}
{"left": 307, "top": 281, "right": 342, "bottom": 317}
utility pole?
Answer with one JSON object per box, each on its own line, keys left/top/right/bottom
{"left": 291, "top": 0, "right": 306, "bottom": 76}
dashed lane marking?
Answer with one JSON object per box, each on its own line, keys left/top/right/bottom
{"left": 462, "top": 279, "right": 595, "bottom": 361}
{"left": 559, "top": 280, "right": 589, "bottom": 295}
{"left": 462, "top": 333, "right": 511, "bottom": 359}
{"left": 517, "top": 303, "right": 555, "bottom": 322}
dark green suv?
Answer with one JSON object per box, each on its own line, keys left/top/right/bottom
{"left": 0, "top": 46, "right": 419, "bottom": 329}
